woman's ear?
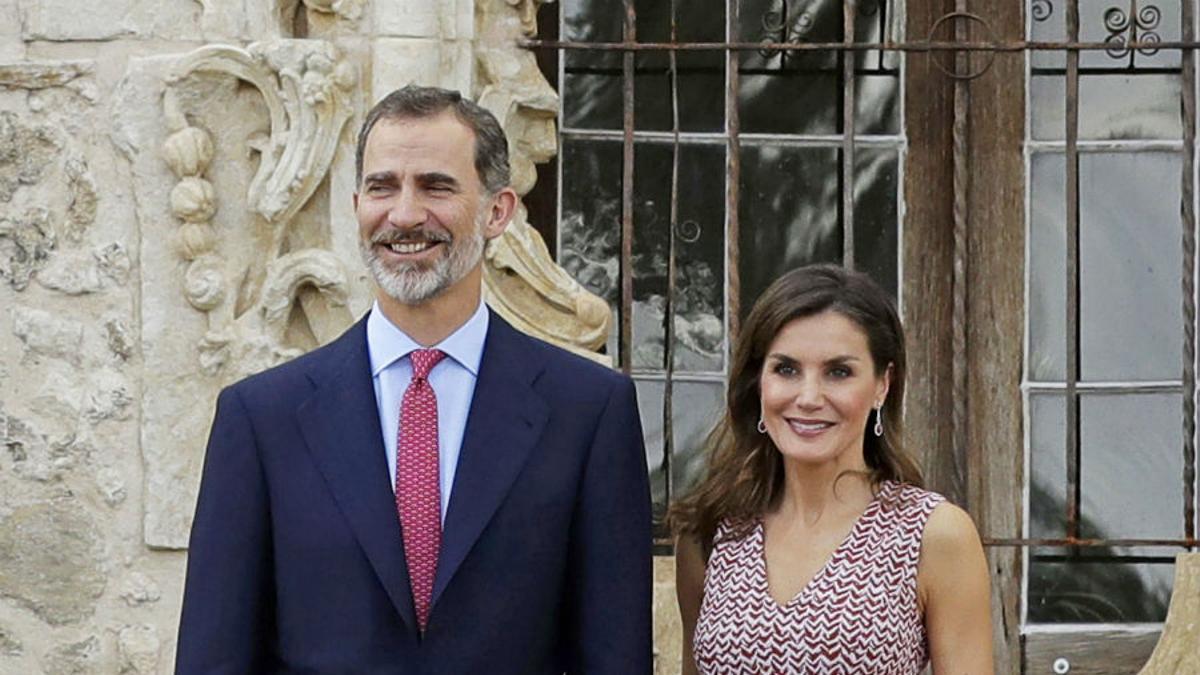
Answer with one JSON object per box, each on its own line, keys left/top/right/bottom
{"left": 875, "top": 363, "right": 893, "bottom": 406}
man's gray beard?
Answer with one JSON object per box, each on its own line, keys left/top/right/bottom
{"left": 361, "top": 218, "right": 487, "bottom": 305}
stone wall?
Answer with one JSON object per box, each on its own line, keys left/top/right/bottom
{"left": 0, "top": 1, "right": 679, "bottom": 672}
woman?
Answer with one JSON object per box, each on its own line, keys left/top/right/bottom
{"left": 670, "top": 265, "right": 993, "bottom": 674}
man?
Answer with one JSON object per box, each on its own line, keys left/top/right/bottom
{"left": 176, "top": 85, "right": 652, "bottom": 674}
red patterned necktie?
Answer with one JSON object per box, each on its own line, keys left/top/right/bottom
{"left": 396, "top": 348, "right": 447, "bottom": 632}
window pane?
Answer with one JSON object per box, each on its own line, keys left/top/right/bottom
{"left": 562, "top": 0, "right": 622, "bottom": 129}
{"left": 1028, "top": 152, "right": 1183, "bottom": 383}
{"left": 1081, "top": 393, "right": 1185, "bottom": 540}
{"left": 1079, "top": 153, "right": 1182, "bottom": 382}
{"left": 635, "top": 378, "right": 725, "bottom": 513}
{"left": 856, "top": 73, "right": 900, "bottom": 136}
{"left": 1028, "top": 558, "right": 1172, "bottom": 623}
{"left": 1028, "top": 152, "right": 1067, "bottom": 381}
{"left": 1030, "top": 73, "right": 1182, "bottom": 141}
{"left": 853, "top": 148, "right": 900, "bottom": 296}
{"left": 1028, "top": 392, "right": 1182, "bottom": 623}
{"left": 631, "top": 0, "right": 726, "bottom": 132}
{"left": 629, "top": 143, "right": 727, "bottom": 372}
{"left": 738, "top": 144, "right": 841, "bottom": 311}
{"left": 562, "top": 0, "right": 726, "bottom": 131}
{"left": 559, "top": 139, "right": 726, "bottom": 371}
{"left": 737, "top": 145, "right": 898, "bottom": 315}
{"left": 1029, "top": 393, "right": 1067, "bottom": 539}
{"left": 734, "top": 0, "right": 900, "bottom": 136}
{"left": 736, "top": 0, "right": 839, "bottom": 134}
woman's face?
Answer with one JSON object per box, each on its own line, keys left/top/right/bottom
{"left": 758, "top": 310, "right": 889, "bottom": 469}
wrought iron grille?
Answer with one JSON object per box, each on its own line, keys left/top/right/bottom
{"left": 524, "top": 0, "right": 1200, "bottom": 627}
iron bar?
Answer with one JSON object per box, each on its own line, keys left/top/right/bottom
{"left": 841, "top": 0, "right": 857, "bottom": 268}
{"left": 619, "top": 0, "right": 635, "bottom": 374}
{"left": 951, "top": 3, "right": 971, "bottom": 506}
{"left": 564, "top": 65, "right": 899, "bottom": 77}
{"left": 726, "top": 0, "right": 742, "bottom": 344}
{"left": 560, "top": 128, "right": 904, "bottom": 145}
{"left": 1030, "top": 554, "right": 1185, "bottom": 564}
{"left": 523, "top": 38, "right": 1200, "bottom": 54}
{"left": 663, "top": 0, "right": 680, "bottom": 520}
{"left": 1182, "top": 0, "right": 1198, "bottom": 544}
{"left": 986, "top": 537, "right": 1200, "bottom": 548}
{"left": 1065, "top": 0, "right": 1083, "bottom": 541}
{"left": 1029, "top": 66, "right": 1183, "bottom": 76}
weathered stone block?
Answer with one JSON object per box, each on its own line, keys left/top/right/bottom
{"left": 35, "top": 250, "right": 105, "bottom": 295}
{"left": 371, "top": 0, "right": 443, "bottom": 38}
{"left": 117, "top": 624, "right": 159, "bottom": 674}
{"left": 118, "top": 572, "right": 161, "bottom": 607}
{"left": 95, "top": 466, "right": 128, "bottom": 507}
{"left": 0, "top": 206, "right": 55, "bottom": 291}
{"left": 0, "top": 623, "right": 22, "bottom": 656}
{"left": 0, "top": 409, "right": 88, "bottom": 483}
{"left": 10, "top": 305, "right": 83, "bottom": 365}
{"left": 0, "top": 112, "right": 59, "bottom": 204}
{"left": 103, "top": 317, "right": 134, "bottom": 361}
{"left": 83, "top": 370, "right": 133, "bottom": 424}
{"left": 20, "top": 0, "right": 201, "bottom": 42}
{"left": 0, "top": 0, "right": 21, "bottom": 61}
{"left": 370, "top": 38, "right": 472, "bottom": 102}
{"left": 0, "top": 500, "right": 106, "bottom": 625}
{"left": 40, "top": 635, "right": 100, "bottom": 674}
{"left": 0, "top": 61, "right": 91, "bottom": 90}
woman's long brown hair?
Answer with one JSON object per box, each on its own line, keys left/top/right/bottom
{"left": 667, "top": 264, "right": 923, "bottom": 552}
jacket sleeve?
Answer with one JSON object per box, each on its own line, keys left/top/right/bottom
{"left": 564, "top": 376, "right": 653, "bottom": 674}
{"left": 176, "top": 386, "right": 274, "bottom": 674}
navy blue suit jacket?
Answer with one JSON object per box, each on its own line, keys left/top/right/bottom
{"left": 176, "top": 310, "right": 653, "bottom": 674}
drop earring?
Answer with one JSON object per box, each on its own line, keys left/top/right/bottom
{"left": 873, "top": 404, "right": 884, "bottom": 437}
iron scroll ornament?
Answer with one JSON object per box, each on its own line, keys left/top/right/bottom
{"left": 1032, "top": 0, "right": 1053, "bottom": 22}
{"left": 1104, "top": 1, "right": 1163, "bottom": 67}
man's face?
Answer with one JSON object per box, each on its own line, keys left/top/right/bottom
{"left": 354, "top": 112, "right": 505, "bottom": 306}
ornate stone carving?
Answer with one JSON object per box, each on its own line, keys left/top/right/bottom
{"left": 302, "top": 0, "right": 366, "bottom": 21}
{"left": 162, "top": 41, "right": 357, "bottom": 380}
{"left": 476, "top": 0, "right": 613, "bottom": 365}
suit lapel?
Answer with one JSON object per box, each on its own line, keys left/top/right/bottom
{"left": 431, "top": 312, "right": 549, "bottom": 609}
{"left": 296, "top": 317, "right": 417, "bottom": 632}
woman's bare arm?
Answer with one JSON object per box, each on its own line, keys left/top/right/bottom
{"left": 918, "top": 502, "right": 995, "bottom": 675}
{"left": 675, "top": 534, "right": 707, "bottom": 675}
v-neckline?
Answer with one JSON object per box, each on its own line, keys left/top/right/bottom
{"left": 758, "top": 481, "right": 891, "bottom": 609}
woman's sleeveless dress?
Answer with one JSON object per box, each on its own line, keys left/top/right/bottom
{"left": 692, "top": 480, "right": 945, "bottom": 674}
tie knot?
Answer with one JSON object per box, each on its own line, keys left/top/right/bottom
{"left": 410, "top": 348, "right": 446, "bottom": 380}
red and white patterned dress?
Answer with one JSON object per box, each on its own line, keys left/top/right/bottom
{"left": 693, "top": 480, "right": 944, "bottom": 674}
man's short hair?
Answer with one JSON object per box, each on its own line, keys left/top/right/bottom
{"left": 354, "top": 85, "right": 511, "bottom": 194}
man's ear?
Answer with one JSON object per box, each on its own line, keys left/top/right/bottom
{"left": 352, "top": 191, "right": 359, "bottom": 212}
{"left": 484, "top": 187, "right": 518, "bottom": 240}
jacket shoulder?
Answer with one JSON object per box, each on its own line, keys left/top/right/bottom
{"left": 508, "top": 331, "right": 631, "bottom": 409}
{"left": 224, "top": 318, "right": 366, "bottom": 401}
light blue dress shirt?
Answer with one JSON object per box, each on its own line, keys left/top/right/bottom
{"left": 366, "top": 300, "right": 488, "bottom": 523}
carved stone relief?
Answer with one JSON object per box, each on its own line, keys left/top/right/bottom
{"left": 120, "top": 40, "right": 360, "bottom": 547}
{"left": 162, "top": 40, "right": 357, "bottom": 380}
{"left": 475, "top": 0, "right": 613, "bottom": 365}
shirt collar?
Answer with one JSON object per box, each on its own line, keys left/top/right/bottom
{"left": 366, "top": 298, "right": 489, "bottom": 377}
